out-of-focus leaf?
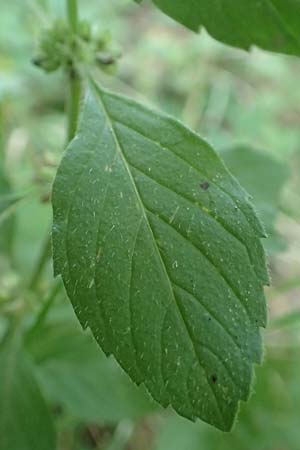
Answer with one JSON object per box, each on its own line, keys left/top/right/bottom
{"left": 270, "top": 310, "right": 300, "bottom": 330}
{"left": 27, "top": 314, "right": 158, "bottom": 423}
{"left": 0, "top": 328, "right": 56, "bottom": 450}
{"left": 155, "top": 346, "right": 300, "bottom": 450}
{"left": 135, "top": 0, "right": 300, "bottom": 57}
{"left": 155, "top": 414, "right": 208, "bottom": 450}
{"left": 52, "top": 82, "right": 268, "bottom": 431}
{"left": 222, "top": 145, "right": 290, "bottom": 253}
{"left": 0, "top": 137, "right": 15, "bottom": 256}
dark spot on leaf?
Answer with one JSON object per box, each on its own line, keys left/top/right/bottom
{"left": 200, "top": 181, "right": 210, "bottom": 191}
{"left": 211, "top": 374, "right": 218, "bottom": 384}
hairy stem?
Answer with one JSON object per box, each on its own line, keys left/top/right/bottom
{"left": 28, "top": 0, "right": 82, "bottom": 292}
{"left": 67, "top": 0, "right": 81, "bottom": 141}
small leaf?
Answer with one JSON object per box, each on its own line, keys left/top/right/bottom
{"left": 135, "top": 0, "right": 300, "bottom": 56}
{"left": 0, "top": 330, "right": 56, "bottom": 450}
{"left": 52, "top": 82, "right": 268, "bottom": 431}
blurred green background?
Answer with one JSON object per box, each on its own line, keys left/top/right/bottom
{"left": 0, "top": 1, "right": 300, "bottom": 449}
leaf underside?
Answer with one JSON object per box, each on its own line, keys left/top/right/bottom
{"left": 52, "top": 82, "right": 269, "bottom": 431}
{"left": 135, "top": 0, "right": 300, "bottom": 56}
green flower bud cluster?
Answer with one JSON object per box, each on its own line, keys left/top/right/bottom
{"left": 32, "top": 19, "right": 120, "bottom": 75}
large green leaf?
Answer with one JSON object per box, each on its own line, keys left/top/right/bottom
{"left": 135, "top": 0, "right": 300, "bottom": 56}
{"left": 0, "top": 330, "right": 56, "bottom": 450}
{"left": 52, "top": 82, "right": 268, "bottom": 431}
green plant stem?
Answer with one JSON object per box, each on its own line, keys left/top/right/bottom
{"left": 67, "top": 0, "right": 79, "bottom": 33}
{"left": 28, "top": 0, "right": 82, "bottom": 293}
{"left": 67, "top": 0, "right": 81, "bottom": 141}
{"left": 26, "top": 279, "right": 62, "bottom": 341}
{"left": 28, "top": 233, "right": 52, "bottom": 291}
{"left": 67, "top": 72, "right": 82, "bottom": 142}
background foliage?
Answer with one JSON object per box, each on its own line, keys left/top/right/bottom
{"left": 0, "top": 0, "right": 299, "bottom": 449}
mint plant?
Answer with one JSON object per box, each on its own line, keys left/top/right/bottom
{"left": 52, "top": 0, "right": 270, "bottom": 431}
{"left": 1, "top": 0, "right": 299, "bottom": 447}
{"left": 52, "top": 83, "right": 268, "bottom": 431}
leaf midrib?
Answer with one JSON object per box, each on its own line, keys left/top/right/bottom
{"left": 111, "top": 116, "right": 267, "bottom": 285}
{"left": 129, "top": 162, "right": 253, "bottom": 322}
{"left": 95, "top": 87, "right": 226, "bottom": 427}
{"left": 111, "top": 116, "right": 260, "bottom": 238}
